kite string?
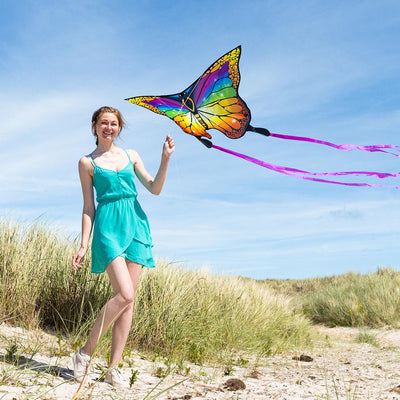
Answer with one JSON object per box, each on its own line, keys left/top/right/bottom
{"left": 269, "top": 132, "right": 400, "bottom": 157}
{"left": 211, "top": 144, "right": 400, "bottom": 190}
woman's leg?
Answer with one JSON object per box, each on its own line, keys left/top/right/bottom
{"left": 109, "top": 260, "right": 142, "bottom": 367}
{"left": 81, "top": 256, "right": 137, "bottom": 357}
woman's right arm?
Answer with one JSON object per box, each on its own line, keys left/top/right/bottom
{"left": 72, "top": 157, "right": 96, "bottom": 270}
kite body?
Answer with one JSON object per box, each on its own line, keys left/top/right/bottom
{"left": 126, "top": 46, "right": 253, "bottom": 139}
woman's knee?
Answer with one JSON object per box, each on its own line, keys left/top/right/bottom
{"left": 117, "top": 289, "right": 135, "bottom": 306}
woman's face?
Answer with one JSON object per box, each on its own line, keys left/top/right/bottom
{"left": 93, "top": 112, "right": 120, "bottom": 143}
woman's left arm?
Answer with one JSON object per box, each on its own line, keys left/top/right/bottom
{"left": 130, "top": 135, "right": 175, "bottom": 195}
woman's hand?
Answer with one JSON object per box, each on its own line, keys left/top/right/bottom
{"left": 162, "top": 135, "right": 175, "bottom": 159}
{"left": 72, "top": 247, "right": 87, "bottom": 270}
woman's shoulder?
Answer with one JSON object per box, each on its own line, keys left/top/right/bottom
{"left": 79, "top": 154, "right": 93, "bottom": 163}
{"left": 78, "top": 154, "right": 95, "bottom": 170}
{"left": 125, "top": 148, "right": 141, "bottom": 163}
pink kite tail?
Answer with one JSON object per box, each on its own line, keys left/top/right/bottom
{"left": 269, "top": 132, "right": 400, "bottom": 157}
{"left": 211, "top": 144, "right": 400, "bottom": 189}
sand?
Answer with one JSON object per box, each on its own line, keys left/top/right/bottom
{"left": 1, "top": 323, "right": 400, "bottom": 399}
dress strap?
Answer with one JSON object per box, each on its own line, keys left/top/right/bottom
{"left": 124, "top": 149, "right": 132, "bottom": 165}
{"left": 89, "top": 153, "right": 97, "bottom": 167}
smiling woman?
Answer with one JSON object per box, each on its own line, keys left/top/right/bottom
{"left": 71, "top": 106, "right": 175, "bottom": 388}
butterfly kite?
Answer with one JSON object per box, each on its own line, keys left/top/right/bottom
{"left": 126, "top": 46, "right": 400, "bottom": 189}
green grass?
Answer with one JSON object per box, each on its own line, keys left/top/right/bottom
{"left": 0, "top": 219, "right": 314, "bottom": 364}
{"left": 131, "top": 264, "right": 313, "bottom": 363}
{"left": 0, "top": 219, "right": 112, "bottom": 338}
{"left": 2, "top": 218, "right": 399, "bottom": 399}
{"left": 274, "top": 269, "right": 400, "bottom": 327}
{"left": 2, "top": 217, "right": 398, "bottom": 368}
{"left": 355, "top": 329, "right": 379, "bottom": 347}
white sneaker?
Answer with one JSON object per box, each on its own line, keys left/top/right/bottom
{"left": 104, "top": 367, "right": 129, "bottom": 388}
{"left": 72, "top": 351, "right": 91, "bottom": 383}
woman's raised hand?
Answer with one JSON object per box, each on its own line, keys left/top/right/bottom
{"left": 163, "top": 135, "right": 175, "bottom": 159}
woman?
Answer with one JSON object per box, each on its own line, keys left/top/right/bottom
{"left": 72, "top": 106, "right": 174, "bottom": 388}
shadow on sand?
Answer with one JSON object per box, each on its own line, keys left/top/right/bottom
{"left": 0, "top": 354, "right": 74, "bottom": 381}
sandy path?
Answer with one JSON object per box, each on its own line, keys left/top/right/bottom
{"left": 1, "top": 324, "right": 400, "bottom": 399}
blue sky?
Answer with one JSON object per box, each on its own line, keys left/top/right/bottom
{"left": 1, "top": 0, "right": 400, "bottom": 279}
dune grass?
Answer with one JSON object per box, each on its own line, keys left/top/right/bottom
{"left": 1, "top": 218, "right": 399, "bottom": 399}
{"left": 0, "top": 219, "right": 314, "bottom": 365}
{"left": 131, "top": 265, "right": 314, "bottom": 363}
{"left": 3, "top": 217, "right": 398, "bottom": 368}
{"left": 0, "top": 219, "right": 112, "bottom": 334}
{"left": 263, "top": 269, "right": 400, "bottom": 328}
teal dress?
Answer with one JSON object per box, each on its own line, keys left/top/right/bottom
{"left": 90, "top": 151, "right": 155, "bottom": 273}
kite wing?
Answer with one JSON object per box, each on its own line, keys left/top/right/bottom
{"left": 125, "top": 46, "right": 252, "bottom": 139}
{"left": 126, "top": 94, "right": 211, "bottom": 138}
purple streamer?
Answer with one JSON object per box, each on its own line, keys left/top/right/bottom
{"left": 211, "top": 144, "right": 400, "bottom": 189}
{"left": 269, "top": 132, "right": 400, "bottom": 157}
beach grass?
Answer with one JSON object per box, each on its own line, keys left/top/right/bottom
{"left": 263, "top": 268, "right": 400, "bottom": 328}
{"left": 131, "top": 264, "right": 314, "bottom": 363}
{"left": 1, "top": 219, "right": 400, "bottom": 399}
{"left": 0, "top": 219, "right": 314, "bottom": 365}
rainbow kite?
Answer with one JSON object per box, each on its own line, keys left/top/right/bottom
{"left": 126, "top": 46, "right": 400, "bottom": 189}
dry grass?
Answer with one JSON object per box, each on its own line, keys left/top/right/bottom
{"left": 263, "top": 268, "right": 400, "bottom": 327}
{"left": 0, "top": 219, "right": 314, "bottom": 365}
